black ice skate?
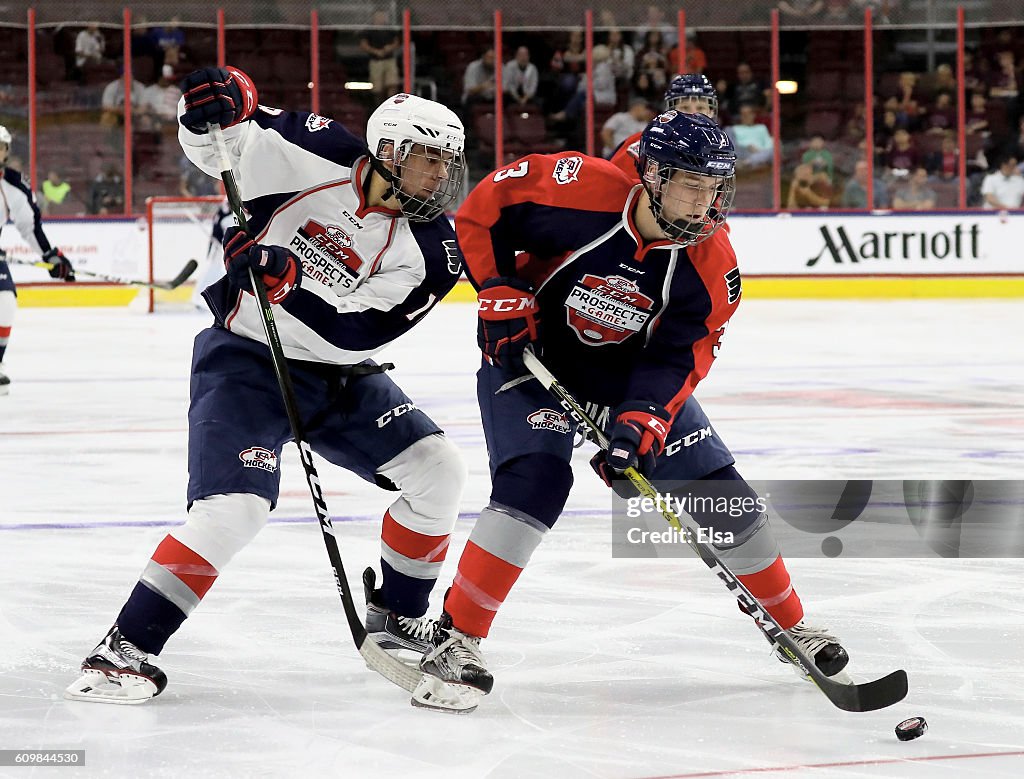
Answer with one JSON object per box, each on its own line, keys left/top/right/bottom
{"left": 411, "top": 612, "right": 493, "bottom": 714}
{"left": 0, "top": 366, "right": 9, "bottom": 395}
{"left": 64, "top": 625, "right": 167, "bottom": 705}
{"left": 774, "top": 620, "right": 850, "bottom": 680}
{"left": 363, "top": 567, "right": 435, "bottom": 664}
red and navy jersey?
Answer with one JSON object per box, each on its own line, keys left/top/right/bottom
{"left": 456, "top": 152, "right": 741, "bottom": 417}
{"left": 608, "top": 132, "right": 643, "bottom": 179}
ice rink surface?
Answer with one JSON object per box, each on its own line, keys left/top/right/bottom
{"left": 2, "top": 297, "right": 1023, "bottom": 778}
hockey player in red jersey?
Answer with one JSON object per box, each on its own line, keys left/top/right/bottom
{"left": 609, "top": 73, "right": 718, "bottom": 178}
{"left": 411, "top": 111, "right": 849, "bottom": 713}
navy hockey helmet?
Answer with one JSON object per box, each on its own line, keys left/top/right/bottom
{"left": 636, "top": 111, "right": 736, "bottom": 246}
{"left": 663, "top": 74, "right": 718, "bottom": 118}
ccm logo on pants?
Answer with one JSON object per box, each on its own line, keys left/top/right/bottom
{"left": 376, "top": 402, "right": 417, "bottom": 428}
{"left": 664, "top": 427, "right": 714, "bottom": 456}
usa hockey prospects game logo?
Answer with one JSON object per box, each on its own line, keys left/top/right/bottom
{"left": 239, "top": 447, "right": 278, "bottom": 472}
{"left": 289, "top": 219, "right": 365, "bottom": 290}
{"left": 565, "top": 274, "right": 655, "bottom": 345}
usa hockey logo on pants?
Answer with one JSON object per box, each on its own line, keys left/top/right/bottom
{"left": 239, "top": 447, "right": 278, "bottom": 472}
{"left": 527, "top": 409, "right": 571, "bottom": 434}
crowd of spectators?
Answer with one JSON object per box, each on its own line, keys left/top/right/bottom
{"left": 13, "top": 11, "right": 1024, "bottom": 214}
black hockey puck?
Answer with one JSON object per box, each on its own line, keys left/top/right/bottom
{"left": 895, "top": 716, "right": 928, "bottom": 741}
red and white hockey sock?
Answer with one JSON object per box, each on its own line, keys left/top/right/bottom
{"left": 737, "top": 554, "right": 804, "bottom": 630}
{"left": 445, "top": 504, "right": 548, "bottom": 638}
{"left": 378, "top": 507, "right": 451, "bottom": 617}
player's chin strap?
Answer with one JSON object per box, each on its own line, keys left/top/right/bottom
{"left": 519, "top": 345, "right": 909, "bottom": 714}
{"left": 367, "top": 152, "right": 407, "bottom": 209}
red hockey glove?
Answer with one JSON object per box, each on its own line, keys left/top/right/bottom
{"left": 591, "top": 401, "right": 671, "bottom": 491}
{"left": 42, "top": 248, "right": 75, "bottom": 282}
{"left": 180, "top": 66, "right": 258, "bottom": 134}
{"left": 477, "top": 276, "right": 540, "bottom": 372}
{"left": 223, "top": 227, "right": 302, "bottom": 304}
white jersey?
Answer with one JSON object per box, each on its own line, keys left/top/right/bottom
{"left": 178, "top": 103, "right": 462, "bottom": 365}
{"left": 0, "top": 167, "right": 53, "bottom": 256}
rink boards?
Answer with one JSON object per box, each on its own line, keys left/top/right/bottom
{"left": 8, "top": 211, "right": 1024, "bottom": 306}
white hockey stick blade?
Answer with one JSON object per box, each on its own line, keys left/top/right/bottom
{"left": 64, "top": 669, "right": 159, "bottom": 705}
{"left": 359, "top": 638, "right": 424, "bottom": 692}
{"left": 410, "top": 674, "right": 484, "bottom": 714}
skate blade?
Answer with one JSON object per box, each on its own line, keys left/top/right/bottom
{"left": 64, "top": 669, "right": 158, "bottom": 705}
{"left": 410, "top": 674, "right": 483, "bottom": 714}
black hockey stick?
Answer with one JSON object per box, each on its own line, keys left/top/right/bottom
{"left": 3, "top": 251, "right": 198, "bottom": 290}
{"left": 207, "top": 124, "right": 422, "bottom": 693}
{"left": 522, "top": 348, "right": 908, "bottom": 712}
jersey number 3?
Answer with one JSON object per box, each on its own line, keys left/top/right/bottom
{"left": 493, "top": 161, "right": 530, "bottom": 183}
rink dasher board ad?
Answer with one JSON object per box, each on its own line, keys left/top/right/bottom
{"left": 6, "top": 212, "right": 1024, "bottom": 305}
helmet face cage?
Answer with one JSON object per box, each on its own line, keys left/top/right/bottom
{"left": 642, "top": 157, "right": 735, "bottom": 246}
{"left": 663, "top": 75, "right": 718, "bottom": 120}
{"left": 378, "top": 139, "right": 466, "bottom": 222}
{"left": 637, "top": 111, "right": 736, "bottom": 246}
{"left": 666, "top": 93, "right": 719, "bottom": 119}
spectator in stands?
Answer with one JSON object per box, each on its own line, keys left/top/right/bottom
{"left": 667, "top": 29, "right": 707, "bottom": 76}
{"left": 359, "top": 10, "right": 401, "bottom": 106}
{"left": 931, "top": 63, "right": 957, "bottom": 94}
{"left": 981, "top": 155, "right": 1024, "bottom": 209}
{"left": 925, "top": 92, "right": 956, "bottom": 134}
{"left": 600, "top": 98, "right": 653, "bottom": 158}
{"left": 777, "top": 1, "right": 824, "bottom": 21}
{"left": 966, "top": 91, "right": 990, "bottom": 135}
{"left": 551, "top": 45, "right": 617, "bottom": 125}
{"left": 925, "top": 132, "right": 960, "bottom": 181}
{"left": 884, "top": 128, "right": 918, "bottom": 175}
{"left": 75, "top": 23, "right": 106, "bottom": 70}
{"left": 549, "top": 30, "right": 587, "bottom": 112}
{"left": 787, "top": 163, "right": 832, "bottom": 209}
{"left": 41, "top": 171, "right": 71, "bottom": 215}
{"left": 802, "top": 134, "right": 834, "bottom": 182}
{"left": 841, "top": 159, "right": 889, "bottom": 208}
{"left": 843, "top": 102, "right": 867, "bottom": 145}
{"left": 893, "top": 71, "right": 926, "bottom": 127}
{"left": 633, "top": 31, "right": 668, "bottom": 103}
{"left": 988, "top": 51, "right": 1019, "bottom": 100}
{"left": 1012, "top": 117, "right": 1024, "bottom": 163}
{"left": 724, "top": 63, "right": 770, "bottom": 114}
{"left": 605, "top": 29, "right": 635, "bottom": 87}
{"left": 150, "top": 16, "right": 185, "bottom": 67}
{"left": 728, "top": 104, "right": 774, "bottom": 170}
{"left": 179, "top": 155, "right": 218, "bottom": 198}
{"left": 633, "top": 5, "right": 676, "bottom": 50}
{"left": 962, "top": 51, "right": 985, "bottom": 95}
{"left": 88, "top": 164, "right": 124, "bottom": 214}
{"left": 892, "top": 167, "right": 936, "bottom": 210}
{"left": 100, "top": 68, "right": 146, "bottom": 129}
{"left": 503, "top": 46, "right": 539, "bottom": 109}
{"left": 462, "top": 47, "right": 496, "bottom": 107}
{"left": 142, "top": 64, "right": 184, "bottom": 131}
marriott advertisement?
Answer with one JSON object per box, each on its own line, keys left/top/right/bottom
{"left": 727, "top": 212, "right": 1018, "bottom": 275}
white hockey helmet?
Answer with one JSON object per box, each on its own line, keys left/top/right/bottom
{"left": 0, "top": 124, "right": 10, "bottom": 166}
{"left": 366, "top": 93, "right": 466, "bottom": 222}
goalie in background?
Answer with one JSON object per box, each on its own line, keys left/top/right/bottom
{"left": 0, "top": 124, "right": 75, "bottom": 395}
{"left": 411, "top": 111, "right": 850, "bottom": 714}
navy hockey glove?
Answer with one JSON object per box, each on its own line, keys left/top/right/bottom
{"left": 42, "top": 248, "right": 75, "bottom": 282}
{"left": 477, "top": 276, "right": 540, "bottom": 372}
{"left": 591, "top": 401, "right": 671, "bottom": 494}
{"left": 223, "top": 227, "right": 302, "bottom": 304}
{"left": 180, "top": 66, "right": 258, "bottom": 135}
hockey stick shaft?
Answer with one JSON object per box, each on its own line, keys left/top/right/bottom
{"left": 522, "top": 347, "right": 907, "bottom": 712}
{"left": 3, "top": 252, "right": 198, "bottom": 290}
{"left": 207, "top": 124, "right": 421, "bottom": 693}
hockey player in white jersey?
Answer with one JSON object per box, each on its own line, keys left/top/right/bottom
{"left": 67, "top": 66, "right": 468, "bottom": 703}
{"left": 0, "top": 124, "right": 75, "bottom": 394}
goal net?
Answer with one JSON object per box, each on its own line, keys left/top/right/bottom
{"left": 144, "top": 195, "right": 227, "bottom": 313}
